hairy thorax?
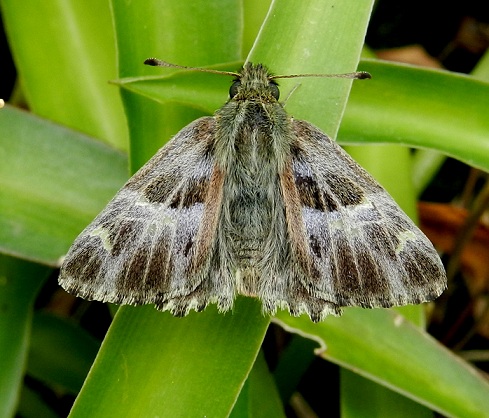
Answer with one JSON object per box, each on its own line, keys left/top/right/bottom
{"left": 214, "top": 101, "right": 292, "bottom": 291}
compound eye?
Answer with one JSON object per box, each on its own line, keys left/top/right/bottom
{"left": 229, "top": 80, "right": 241, "bottom": 98}
{"left": 269, "top": 81, "right": 280, "bottom": 100}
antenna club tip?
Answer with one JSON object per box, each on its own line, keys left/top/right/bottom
{"left": 144, "top": 58, "right": 161, "bottom": 66}
{"left": 357, "top": 71, "right": 372, "bottom": 80}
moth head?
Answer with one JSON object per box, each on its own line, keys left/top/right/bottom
{"left": 229, "top": 63, "right": 280, "bottom": 102}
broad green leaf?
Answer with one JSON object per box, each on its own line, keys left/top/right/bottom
{"left": 472, "top": 48, "right": 489, "bottom": 81}
{"left": 274, "top": 308, "right": 489, "bottom": 418}
{"left": 412, "top": 48, "right": 489, "bottom": 196}
{"left": 231, "top": 351, "right": 286, "bottom": 418}
{"left": 342, "top": 59, "right": 489, "bottom": 171}
{"left": 0, "top": 255, "right": 50, "bottom": 417}
{"left": 69, "top": 299, "right": 269, "bottom": 417}
{"left": 0, "top": 106, "right": 127, "bottom": 266}
{"left": 272, "top": 336, "right": 317, "bottom": 403}
{"left": 340, "top": 371, "right": 432, "bottom": 418}
{"left": 18, "top": 386, "right": 59, "bottom": 418}
{"left": 114, "top": 62, "right": 243, "bottom": 114}
{"left": 28, "top": 312, "right": 100, "bottom": 394}
{"left": 0, "top": 0, "right": 128, "bottom": 150}
{"left": 242, "top": 0, "right": 272, "bottom": 55}
{"left": 248, "top": 0, "right": 374, "bottom": 138}
{"left": 411, "top": 149, "right": 447, "bottom": 197}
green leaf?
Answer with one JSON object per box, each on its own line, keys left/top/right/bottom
{"left": 0, "top": 106, "right": 127, "bottom": 266}
{"left": 340, "top": 371, "right": 433, "bottom": 418}
{"left": 114, "top": 62, "right": 243, "bottom": 114}
{"left": 274, "top": 308, "right": 489, "bottom": 418}
{"left": 0, "top": 255, "right": 50, "bottom": 417}
{"left": 0, "top": 0, "right": 129, "bottom": 150}
{"left": 341, "top": 59, "right": 489, "bottom": 171}
{"left": 17, "top": 386, "right": 59, "bottom": 418}
{"left": 272, "top": 335, "right": 317, "bottom": 403}
{"left": 69, "top": 299, "right": 269, "bottom": 417}
{"left": 247, "top": 0, "right": 374, "bottom": 137}
{"left": 411, "top": 149, "right": 447, "bottom": 197}
{"left": 231, "top": 351, "right": 286, "bottom": 418}
{"left": 242, "top": 0, "right": 272, "bottom": 55}
{"left": 28, "top": 312, "right": 100, "bottom": 394}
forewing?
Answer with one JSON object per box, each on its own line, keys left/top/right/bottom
{"left": 59, "top": 117, "right": 223, "bottom": 315}
{"left": 290, "top": 120, "right": 447, "bottom": 309}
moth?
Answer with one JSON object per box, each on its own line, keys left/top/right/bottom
{"left": 59, "top": 59, "right": 447, "bottom": 322}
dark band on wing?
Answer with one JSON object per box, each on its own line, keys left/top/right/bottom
{"left": 292, "top": 156, "right": 365, "bottom": 213}
{"left": 168, "top": 177, "right": 209, "bottom": 208}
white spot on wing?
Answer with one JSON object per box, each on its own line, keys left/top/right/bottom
{"left": 395, "top": 230, "right": 417, "bottom": 254}
{"left": 90, "top": 226, "right": 113, "bottom": 251}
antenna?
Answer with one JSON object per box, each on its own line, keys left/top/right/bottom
{"left": 144, "top": 59, "right": 371, "bottom": 81}
{"left": 270, "top": 71, "right": 371, "bottom": 80}
{"left": 144, "top": 58, "right": 239, "bottom": 77}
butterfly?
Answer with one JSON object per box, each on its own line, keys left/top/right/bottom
{"left": 58, "top": 60, "right": 447, "bottom": 322}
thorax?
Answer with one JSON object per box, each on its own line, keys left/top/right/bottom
{"left": 213, "top": 100, "right": 292, "bottom": 266}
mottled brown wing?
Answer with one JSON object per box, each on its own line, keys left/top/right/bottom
{"left": 59, "top": 117, "right": 227, "bottom": 316}
{"left": 289, "top": 119, "right": 447, "bottom": 309}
